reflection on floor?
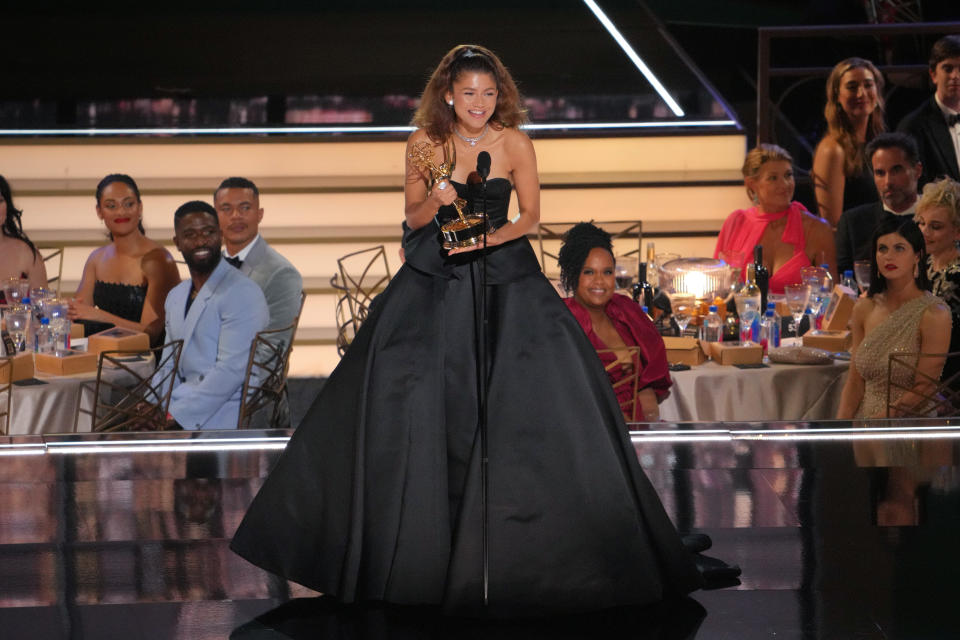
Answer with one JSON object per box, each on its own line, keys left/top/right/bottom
{"left": 1, "top": 424, "right": 959, "bottom": 639}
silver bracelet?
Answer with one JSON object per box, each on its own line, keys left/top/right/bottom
{"left": 509, "top": 211, "right": 521, "bottom": 224}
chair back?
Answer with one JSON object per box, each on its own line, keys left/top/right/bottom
{"left": 537, "top": 220, "right": 642, "bottom": 278}
{"left": 0, "top": 358, "right": 12, "bottom": 436}
{"left": 596, "top": 346, "right": 644, "bottom": 422}
{"left": 238, "top": 291, "right": 306, "bottom": 429}
{"left": 40, "top": 246, "right": 65, "bottom": 296}
{"left": 77, "top": 339, "right": 184, "bottom": 432}
{"left": 332, "top": 246, "right": 391, "bottom": 356}
{"left": 886, "top": 351, "right": 960, "bottom": 418}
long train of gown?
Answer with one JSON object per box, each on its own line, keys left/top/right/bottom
{"left": 231, "top": 179, "right": 701, "bottom": 616}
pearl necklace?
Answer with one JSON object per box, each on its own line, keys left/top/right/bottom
{"left": 453, "top": 124, "right": 488, "bottom": 147}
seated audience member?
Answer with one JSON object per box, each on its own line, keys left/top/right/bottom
{"left": 812, "top": 57, "right": 886, "bottom": 227}
{"left": 897, "top": 35, "right": 960, "bottom": 188}
{"left": 836, "top": 216, "right": 951, "bottom": 420}
{"left": 559, "top": 222, "right": 671, "bottom": 423}
{"left": 915, "top": 177, "right": 960, "bottom": 383}
{"left": 68, "top": 174, "right": 181, "bottom": 345}
{"left": 0, "top": 175, "right": 47, "bottom": 301}
{"left": 214, "top": 177, "right": 303, "bottom": 333}
{"left": 836, "top": 132, "right": 922, "bottom": 274}
{"left": 160, "top": 201, "right": 268, "bottom": 430}
{"left": 715, "top": 144, "right": 836, "bottom": 291}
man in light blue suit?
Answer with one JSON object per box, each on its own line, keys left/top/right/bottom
{"left": 161, "top": 200, "right": 268, "bottom": 430}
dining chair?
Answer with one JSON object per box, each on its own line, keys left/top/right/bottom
{"left": 75, "top": 339, "right": 184, "bottom": 432}
{"left": 332, "top": 245, "right": 392, "bottom": 357}
{"left": 886, "top": 351, "right": 960, "bottom": 418}
{"left": 0, "top": 358, "right": 12, "bottom": 436}
{"left": 238, "top": 291, "right": 306, "bottom": 429}
{"left": 596, "top": 346, "right": 644, "bottom": 422}
{"left": 40, "top": 246, "right": 65, "bottom": 296}
{"left": 537, "top": 220, "right": 642, "bottom": 278}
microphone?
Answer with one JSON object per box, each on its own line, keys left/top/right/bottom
{"left": 477, "top": 151, "right": 491, "bottom": 182}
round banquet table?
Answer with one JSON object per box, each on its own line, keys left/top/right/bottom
{"left": 658, "top": 358, "right": 850, "bottom": 423}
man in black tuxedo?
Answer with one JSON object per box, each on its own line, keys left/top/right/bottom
{"left": 835, "top": 133, "right": 922, "bottom": 274}
{"left": 897, "top": 35, "right": 960, "bottom": 188}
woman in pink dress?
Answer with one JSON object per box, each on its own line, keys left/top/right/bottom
{"left": 715, "top": 144, "right": 837, "bottom": 292}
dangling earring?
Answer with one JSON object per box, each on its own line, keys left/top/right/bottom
{"left": 914, "top": 262, "right": 920, "bottom": 279}
{"left": 749, "top": 190, "right": 759, "bottom": 205}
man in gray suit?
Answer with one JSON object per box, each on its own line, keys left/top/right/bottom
{"left": 215, "top": 177, "right": 303, "bottom": 427}
{"left": 215, "top": 177, "right": 304, "bottom": 332}
{"left": 161, "top": 201, "right": 269, "bottom": 430}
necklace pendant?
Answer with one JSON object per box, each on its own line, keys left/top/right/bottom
{"left": 469, "top": 140, "right": 477, "bottom": 146}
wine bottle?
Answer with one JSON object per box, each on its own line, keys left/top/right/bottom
{"left": 633, "top": 262, "right": 655, "bottom": 309}
{"left": 753, "top": 245, "right": 769, "bottom": 312}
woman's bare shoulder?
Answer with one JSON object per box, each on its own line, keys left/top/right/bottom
{"left": 814, "top": 135, "right": 844, "bottom": 161}
{"left": 140, "top": 245, "right": 177, "bottom": 272}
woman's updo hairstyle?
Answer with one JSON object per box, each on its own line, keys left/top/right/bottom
{"left": 558, "top": 222, "right": 613, "bottom": 294}
{"left": 95, "top": 173, "right": 146, "bottom": 235}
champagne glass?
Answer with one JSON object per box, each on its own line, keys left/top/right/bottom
{"left": 669, "top": 293, "right": 696, "bottom": 337}
{"left": 853, "top": 260, "right": 871, "bottom": 295}
{"left": 784, "top": 284, "right": 811, "bottom": 337}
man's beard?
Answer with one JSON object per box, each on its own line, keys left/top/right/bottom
{"left": 184, "top": 248, "right": 221, "bottom": 275}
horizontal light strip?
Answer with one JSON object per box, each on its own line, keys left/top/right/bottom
{"left": 0, "top": 120, "right": 737, "bottom": 138}
{"left": 582, "top": 0, "right": 685, "bottom": 117}
{"left": 631, "top": 425, "right": 960, "bottom": 443}
{"left": 47, "top": 442, "right": 288, "bottom": 454}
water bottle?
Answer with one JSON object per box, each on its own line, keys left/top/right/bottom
{"left": 641, "top": 305, "right": 653, "bottom": 321}
{"left": 700, "top": 305, "right": 722, "bottom": 344}
{"left": 34, "top": 317, "right": 53, "bottom": 354}
{"left": 761, "top": 309, "right": 780, "bottom": 354}
{"left": 820, "top": 264, "right": 834, "bottom": 291}
{"left": 841, "top": 269, "right": 858, "bottom": 297}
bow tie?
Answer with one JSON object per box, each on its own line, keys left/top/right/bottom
{"left": 225, "top": 255, "right": 243, "bottom": 269}
{"left": 948, "top": 113, "right": 960, "bottom": 127}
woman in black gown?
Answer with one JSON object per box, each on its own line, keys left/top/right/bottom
{"left": 231, "top": 44, "right": 701, "bottom": 617}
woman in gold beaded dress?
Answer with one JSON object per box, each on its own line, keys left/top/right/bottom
{"left": 837, "top": 216, "right": 951, "bottom": 419}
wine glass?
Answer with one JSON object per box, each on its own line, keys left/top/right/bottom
{"left": 669, "top": 293, "right": 696, "bottom": 337}
{"left": 853, "top": 260, "right": 871, "bottom": 295}
{"left": 784, "top": 284, "right": 811, "bottom": 337}
{"left": 4, "top": 305, "right": 31, "bottom": 353}
{"left": 3, "top": 277, "right": 29, "bottom": 306}
{"left": 614, "top": 255, "right": 638, "bottom": 291}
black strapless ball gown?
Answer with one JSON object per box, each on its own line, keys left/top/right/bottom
{"left": 231, "top": 179, "right": 701, "bottom": 617}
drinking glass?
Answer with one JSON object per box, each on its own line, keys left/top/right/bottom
{"left": 5, "top": 305, "right": 31, "bottom": 353}
{"left": 669, "top": 293, "right": 696, "bottom": 337}
{"left": 46, "top": 299, "right": 71, "bottom": 355}
{"left": 853, "top": 260, "right": 871, "bottom": 295}
{"left": 784, "top": 284, "right": 811, "bottom": 337}
{"left": 614, "top": 256, "right": 638, "bottom": 291}
{"left": 3, "top": 277, "right": 29, "bottom": 306}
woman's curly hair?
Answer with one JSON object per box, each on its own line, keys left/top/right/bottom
{"left": 558, "top": 222, "right": 613, "bottom": 294}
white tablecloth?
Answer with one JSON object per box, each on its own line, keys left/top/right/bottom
{"left": 8, "top": 359, "right": 157, "bottom": 435}
{"left": 659, "top": 359, "right": 850, "bottom": 423}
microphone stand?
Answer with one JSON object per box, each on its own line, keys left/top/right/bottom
{"left": 478, "top": 167, "right": 489, "bottom": 608}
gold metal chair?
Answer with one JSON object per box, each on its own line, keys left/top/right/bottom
{"left": 39, "top": 246, "right": 65, "bottom": 296}
{"left": 537, "top": 220, "right": 642, "bottom": 278}
{"left": 0, "top": 358, "right": 13, "bottom": 436}
{"left": 886, "top": 351, "right": 960, "bottom": 418}
{"left": 75, "top": 340, "right": 184, "bottom": 432}
{"left": 596, "top": 346, "right": 645, "bottom": 422}
{"left": 238, "top": 291, "right": 306, "bottom": 429}
{"left": 331, "top": 246, "right": 392, "bottom": 357}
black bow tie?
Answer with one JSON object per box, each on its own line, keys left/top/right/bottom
{"left": 225, "top": 255, "right": 243, "bottom": 269}
{"left": 948, "top": 113, "right": 960, "bottom": 127}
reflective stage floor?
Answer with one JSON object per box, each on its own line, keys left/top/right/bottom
{"left": 2, "top": 423, "right": 959, "bottom": 639}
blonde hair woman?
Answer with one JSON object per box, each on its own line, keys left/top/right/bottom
{"left": 715, "top": 143, "right": 836, "bottom": 291}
